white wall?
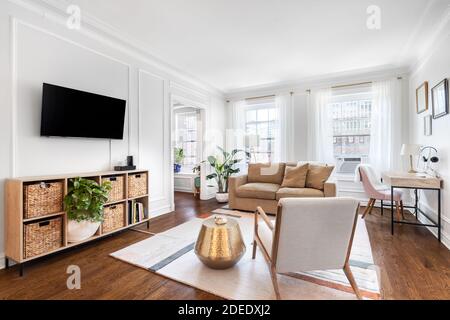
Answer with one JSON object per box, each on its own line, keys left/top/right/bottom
{"left": 0, "top": 1, "right": 225, "bottom": 268}
{"left": 408, "top": 25, "right": 450, "bottom": 248}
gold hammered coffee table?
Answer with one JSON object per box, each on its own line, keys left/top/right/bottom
{"left": 194, "top": 216, "right": 246, "bottom": 269}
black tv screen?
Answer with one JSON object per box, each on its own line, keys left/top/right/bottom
{"left": 40, "top": 83, "right": 126, "bottom": 139}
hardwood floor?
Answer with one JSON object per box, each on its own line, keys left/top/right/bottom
{"left": 363, "top": 205, "right": 450, "bottom": 300}
{"left": 0, "top": 193, "right": 449, "bottom": 300}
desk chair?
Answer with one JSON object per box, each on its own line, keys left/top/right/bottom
{"left": 358, "top": 165, "right": 405, "bottom": 220}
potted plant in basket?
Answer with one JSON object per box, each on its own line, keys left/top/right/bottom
{"left": 64, "top": 177, "right": 112, "bottom": 243}
{"left": 174, "top": 147, "right": 185, "bottom": 173}
{"left": 205, "top": 147, "right": 249, "bottom": 203}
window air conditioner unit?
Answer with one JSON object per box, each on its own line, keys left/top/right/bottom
{"left": 336, "top": 157, "right": 362, "bottom": 174}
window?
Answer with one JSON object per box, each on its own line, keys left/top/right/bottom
{"left": 175, "top": 109, "right": 200, "bottom": 171}
{"left": 244, "top": 101, "right": 278, "bottom": 163}
{"left": 330, "top": 92, "right": 372, "bottom": 173}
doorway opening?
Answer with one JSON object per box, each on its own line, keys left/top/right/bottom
{"left": 171, "top": 98, "right": 205, "bottom": 205}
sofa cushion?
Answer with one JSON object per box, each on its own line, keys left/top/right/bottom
{"left": 298, "top": 161, "right": 326, "bottom": 167}
{"left": 305, "top": 164, "right": 335, "bottom": 190}
{"left": 248, "top": 163, "right": 286, "bottom": 184}
{"left": 276, "top": 187, "right": 324, "bottom": 200}
{"left": 281, "top": 164, "right": 309, "bottom": 188}
{"left": 236, "top": 183, "right": 280, "bottom": 200}
{"left": 285, "top": 162, "right": 298, "bottom": 167}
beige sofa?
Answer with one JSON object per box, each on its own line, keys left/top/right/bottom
{"left": 229, "top": 162, "right": 336, "bottom": 214}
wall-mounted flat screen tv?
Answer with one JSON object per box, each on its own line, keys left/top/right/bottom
{"left": 40, "top": 83, "right": 126, "bottom": 140}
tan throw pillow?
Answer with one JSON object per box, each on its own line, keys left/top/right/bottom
{"left": 306, "top": 164, "right": 335, "bottom": 190}
{"left": 248, "top": 163, "right": 286, "bottom": 184}
{"left": 281, "top": 164, "right": 309, "bottom": 188}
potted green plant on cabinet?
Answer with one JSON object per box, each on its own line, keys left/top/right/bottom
{"left": 174, "top": 148, "right": 185, "bottom": 173}
{"left": 64, "top": 177, "right": 112, "bottom": 243}
{"left": 206, "top": 147, "right": 249, "bottom": 203}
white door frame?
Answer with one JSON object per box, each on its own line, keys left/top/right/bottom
{"left": 169, "top": 93, "right": 207, "bottom": 209}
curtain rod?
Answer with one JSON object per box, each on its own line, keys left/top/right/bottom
{"left": 331, "top": 81, "right": 372, "bottom": 89}
{"left": 238, "top": 91, "right": 294, "bottom": 102}
{"left": 306, "top": 77, "right": 403, "bottom": 93}
{"left": 244, "top": 94, "right": 276, "bottom": 101}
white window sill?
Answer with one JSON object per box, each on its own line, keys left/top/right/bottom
{"left": 174, "top": 172, "right": 197, "bottom": 177}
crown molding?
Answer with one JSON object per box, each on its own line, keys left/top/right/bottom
{"left": 170, "top": 81, "right": 209, "bottom": 104}
{"left": 6, "top": 0, "right": 225, "bottom": 98}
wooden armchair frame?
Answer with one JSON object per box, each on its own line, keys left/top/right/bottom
{"left": 252, "top": 204, "right": 362, "bottom": 300}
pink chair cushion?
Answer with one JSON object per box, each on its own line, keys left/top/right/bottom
{"left": 377, "top": 189, "right": 403, "bottom": 201}
{"left": 359, "top": 166, "right": 403, "bottom": 201}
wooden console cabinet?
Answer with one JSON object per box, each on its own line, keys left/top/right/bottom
{"left": 4, "top": 169, "right": 150, "bottom": 275}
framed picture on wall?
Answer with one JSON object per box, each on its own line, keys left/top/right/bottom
{"left": 424, "top": 115, "right": 432, "bottom": 136}
{"left": 416, "top": 81, "right": 428, "bottom": 114}
{"left": 432, "top": 79, "right": 449, "bottom": 119}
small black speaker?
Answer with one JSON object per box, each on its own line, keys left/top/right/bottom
{"left": 127, "top": 156, "right": 134, "bottom": 166}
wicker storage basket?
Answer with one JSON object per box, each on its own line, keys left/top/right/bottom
{"left": 102, "top": 176, "right": 125, "bottom": 203}
{"left": 102, "top": 203, "right": 126, "bottom": 233}
{"left": 24, "top": 182, "right": 64, "bottom": 219}
{"left": 128, "top": 173, "right": 148, "bottom": 198}
{"left": 24, "top": 217, "right": 63, "bottom": 259}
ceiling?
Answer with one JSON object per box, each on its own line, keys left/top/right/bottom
{"left": 55, "top": 0, "right": 449, "bottom": 92}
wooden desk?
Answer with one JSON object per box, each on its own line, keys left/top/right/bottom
{"left": 382, "top": 172, "right": 443, "bottom": 242}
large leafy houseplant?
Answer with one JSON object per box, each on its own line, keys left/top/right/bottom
{"left": 206, "top": 147, "right": 250, "bottom": 194}
{"left": 64, "top": 177, "right": 112, "bottom": 223}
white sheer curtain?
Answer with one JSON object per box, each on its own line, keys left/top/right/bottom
{"left": 226, "top": 100, "right": 246, "bottom": 151}
{"left": 369, "top": 79, "right": 402, "bottom": 173}
{"left": 228, "top": 95, "right": 292, "bottom": 163}
{"left": 306, "top": 88, "right": 334, "bottom": 163}
{"left": 274, "top": 94, "right": 293, "bottom": 162}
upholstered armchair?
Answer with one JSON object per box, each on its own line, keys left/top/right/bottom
{"left": 252, "top": 197, "right": 362, "bottom": 300}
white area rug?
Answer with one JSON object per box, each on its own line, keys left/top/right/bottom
{"left": 111, "top": 210, "right": 380, "bottom": 300}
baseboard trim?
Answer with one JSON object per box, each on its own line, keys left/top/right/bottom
{"left": 174, "top": 189, "right": 193, "bottom": 193}
{"left": 415, "top": 202, "right": 450, "bottom": 250}
{"left": 149, "top": 205, "right": 172, "bottom": 219}
{"left": 418, "top": 215, "right": 450, "bottom": 249}
{"left": 339, "top": 188, "right": 366, "bottom": 194}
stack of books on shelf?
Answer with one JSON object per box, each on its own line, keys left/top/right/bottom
{"left": 128, "top": 200, "right": 148, "bottom": 224}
